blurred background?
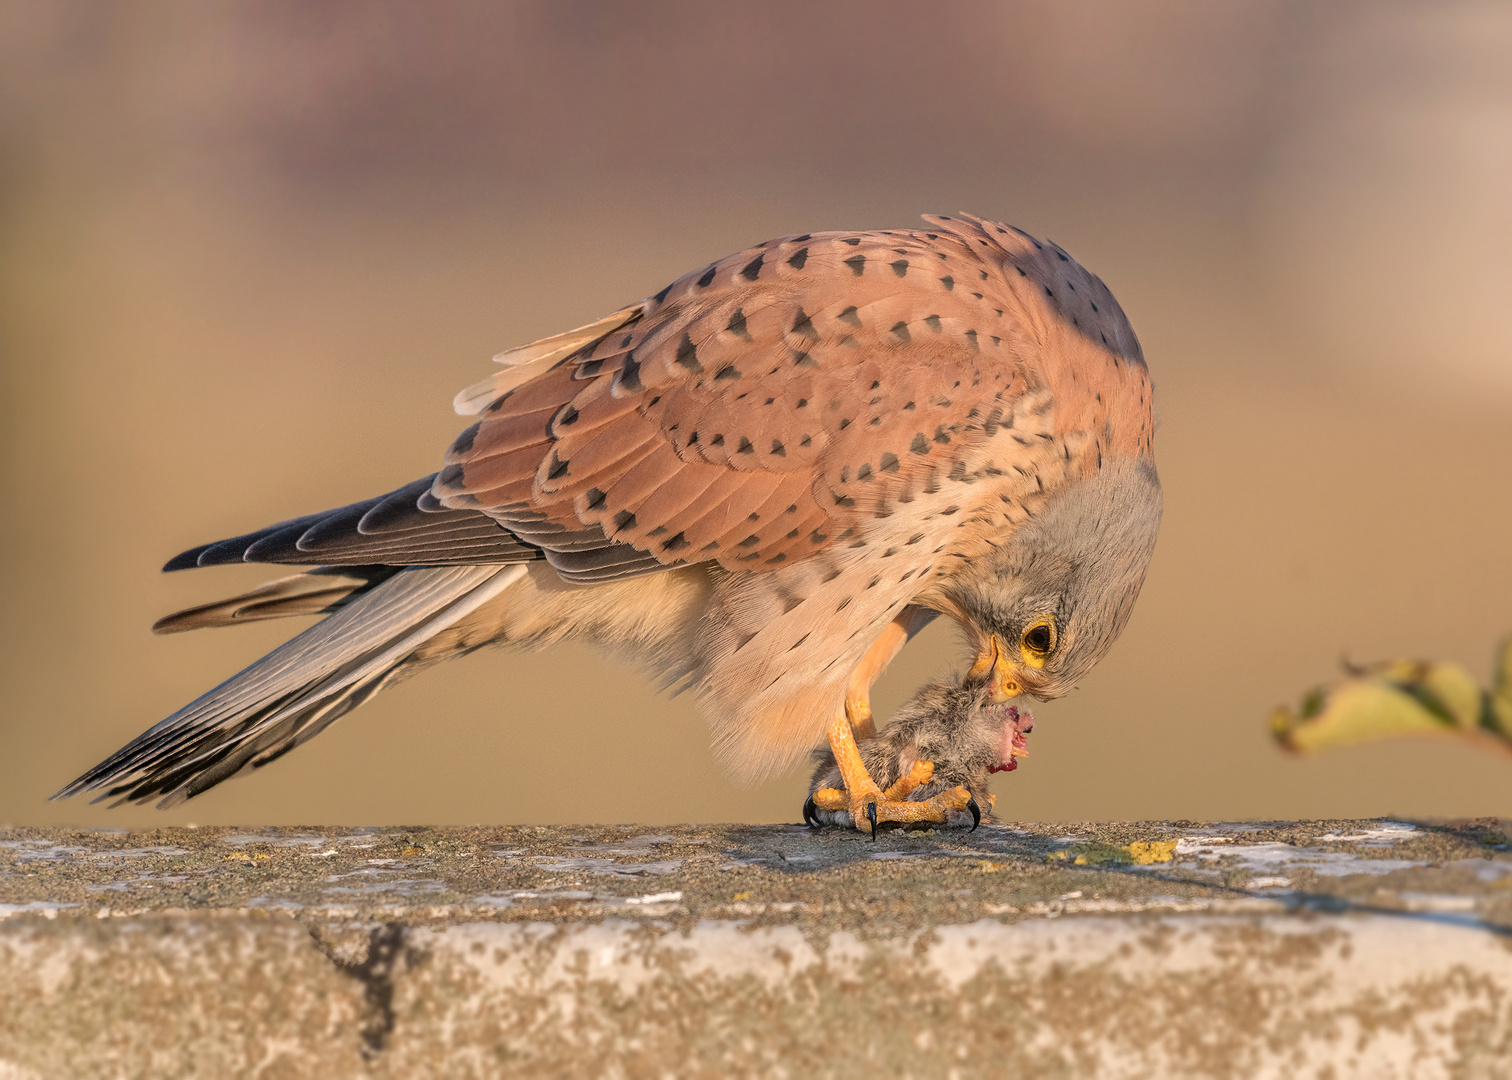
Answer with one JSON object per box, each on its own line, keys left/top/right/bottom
{"left": 2, "top": 1, "right": 1509, "bottom": 828}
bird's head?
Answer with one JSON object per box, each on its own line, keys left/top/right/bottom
{"left": 944, "top": 456, "right": 1162, "bottom": 704}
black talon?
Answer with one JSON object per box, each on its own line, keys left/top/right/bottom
{"left": 802, "top": 794, "right": 819, "bottom": 828}
{"left": 967, "top": 797, "right": 981, "bottom": 832}
{"left": 866, "top": 800, "right": 878, "bottom": 841}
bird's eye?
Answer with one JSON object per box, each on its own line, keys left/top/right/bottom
{"left": 1019, "top": 619, "right": 1055, "bottom": 666}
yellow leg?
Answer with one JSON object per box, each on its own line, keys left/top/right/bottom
{"left": 883, "top": 760, "right": 934, "bottom": 801}
{"left": 812, "top": 712, "right": 977, "bottom": 837}
{"left": 845, "top": 605, "right": 937, "bottom": 740}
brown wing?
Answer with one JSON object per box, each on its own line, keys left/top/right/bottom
{"left": 434, "top": 214, "right": 1149, "bottom": 581}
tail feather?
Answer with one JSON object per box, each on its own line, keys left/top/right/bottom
{"left": 151, "top": 567, "right": 400, "bottom": 634}
{"left": 57, "top": 563, "right": 526, "bottom": 808}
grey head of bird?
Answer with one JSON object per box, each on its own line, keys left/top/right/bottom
{"left": 933, "top": 454, "right": 1162, "bottom": 704}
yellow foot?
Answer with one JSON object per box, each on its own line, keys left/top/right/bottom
{"left": 803, "top": 772, "right": 979, "bottom": 837}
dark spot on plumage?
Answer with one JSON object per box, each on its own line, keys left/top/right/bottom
{"left": 647, "top": 525, "right": 667, "bottom": 537}
{"left": 726, "top": 309, "right": 751, "bottom": 340}
{"left": 738, "top": 534, "right": 760, "bottom": 547}
{"left": 800, "top": 434, "right": 812, "bottom": 447}
{"left": 714, "top": 365, "right": 741, "bottom": 381}
{"left": 792, "top": 234, "right": 811, "bottom": 243}
{"left": 620, "top": 334, "right": 633, "bottom": 347}
{"left": 438, "top": 463, "right": 465, "bottom": 489}
{"left": 991, "top": 336, "right": 1001, "bottom": 346}
{"left": 840, "top": 466, "right": 850, "bottom": 483}
{"left": 735, "top": 551, "right": 761, "bottom": 562}
{"left": 785, "top": 528, "right": 799, "bottom": 540}
{"left": 651, "top": 282, "right": 673, "bottom": 304}
{"left": 821, "top": 565, "right": 841, "bottom": 582}
{"left": 791, "top": 308, "right": 817, "bottom": 338}
{"left": 939, "top": 275, "right": 955, "bottom": 292}
{"left": 767, "top": 553, "right": 788, "bottom": 565}
{"left": 869, "top": 417, "right": 881, "bottom": 426}
{"left": 910, "top": 433, "right": 929, "bottom": 454}
{"left": 811, "top": 530, "right": 828, "bottom": 544}
{"left": 1043, "top": 286, "right": 1053, "bottom": 298}
{"left": 687, "top": 430, "right": 699, "bottom": 445}
{"left": 948, "top": 460, "right": 967, "bottom": 482}
{"left": 741, "top": 254, "right": 765, "bottom": 281}
{"left": 546, "top": 452, "right": 570, "bottom": 480}
{"left": 711, "top": 433, "right": 725, "bottom": 446}
{"left": 856, "top": 463, "right": 873, "bottom": 481}
{"left": 748, "top": 512, "right": 760, "bottom": 521}
{"left": 839, "top": 417, "right": 851, "bottom": 430}
{"left": 842, "top": 237, "right": 860, "bottom": 245}
{"left": 834, "top": 493, "right": 855, "bottom": 508}
{"left": 787, "top": 504, "right": 798, "bottom": 513}
{"left": 613, "top": 510, "right": 636, "bottom": 532}
{"left": 837, "top": 333, "right": 857, "bottom": 348}
{"left": 924, "top": 314, "right": 942, "bottom": 332}
{"left": 771, "top": 439, "right": 785, "bottom": 456}
{"left": 844, "top": 254, "right": 866, "bottom": 276}
{"left": 787, "top": 247, "right": 810, "bottom": 270}
{"left": 782, "top": 594, "right": 804, "bottom": 613}
{"left": 697, "top": 264, "right": 717, "bottom": 287}
{"left": 1091, "top": 301, "right": 1099, "bottom": 312}
{"left": 837, "top": 305, "right": 861, "bottom": 327}
{"left": 934, "top": 425, "right": 952, "bottom": 445}
{"left": 866, "top": 576, "right": 881, "bottom": 588}
{"left": 579, "top": 358, "right": 605, "bottom": 378}
{"left": 701, "top": 541, "right": 719, "bottom": 552}
{"left": 616, "top": 353, "right": 644, "bottom": 392}
{"left": 903, "top": 400, "right": 916, "bottom": 410}
{"left": 1101, "top": 332, "right": 1108, "bottom": 345}
{"left": 1056, "top": 251, "right": 1068, "bottom": 261}
{"left": 796, "top": 398, "right": 808, "bottom": 408}
{"left": 881, "top": 547, "right": 898, "bottom": 558}
{"left": 734, "top": 631, "right": 757, "bottom": 651}
{"left": 585, "top": 488, "right": 608, "bottom": 511}
{"left": 890, "top": 259, "right": 909, "bottom": 277}
{"left": 663, "top": 532, "right": 690, "bottom": 551}
{"left": 837, "top": 529, "right": 856, "bottom": 540}
{"left": 675, "top": 333, "right": 702, "bottom": 372}
{"left": 979, "top": 270, "right": 989, "bottom": 279}
{"left": 890, "top": 321, "right": 910, "bottom": 343}
{"left": 836, "top": 596, "right": 852, "bottom": 612}
{"left": 450, "top": 423, "right": 479, "bottom": 456}
{"left": 879, "top": 452, "right": 899, "bottom": 473}
{"left": 764, "top": 397, "right": 775, "bottom": 405}
{"left": 1016, "top": 267, "right": 1027, "bottom": 277}
{"left": 737, "top": 437, "right": 754, "bottom": 454}
{"left": 792, "top": 349, "right": 818, "bottom": 368}
{"left": 941, "top": 505, "right": 960, "bottom": 515}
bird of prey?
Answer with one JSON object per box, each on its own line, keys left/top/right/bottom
{"left": 807, "top": 673, "right": 1038, "bottom": 830}
{"left": 57, "top": 213, "right": 1161, "bottom": 834}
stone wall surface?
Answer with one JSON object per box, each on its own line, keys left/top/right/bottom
{"left": 2, "top": 819, "right": 1511, "bottom": 1078}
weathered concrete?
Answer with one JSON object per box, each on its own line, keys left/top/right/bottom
{"left": 3, "top": 819, "right": 1511, "bottom": 1078}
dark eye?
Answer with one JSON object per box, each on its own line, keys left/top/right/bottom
{"left": 1023, "top": 623, "right": 1053, "bottom": 654}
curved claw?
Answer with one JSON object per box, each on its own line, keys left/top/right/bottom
{"left": 967, "top": 797, "right": 981, "bottom": 832}
{"left": 866, "top": 800, "right": 878, "bottom": 841}
{"left": 802, "top": 794, "right": 819, "bottom": 828}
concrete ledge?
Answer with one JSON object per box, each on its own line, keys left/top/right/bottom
{"left": 3, "top": 820, "right": 1510, "bottom": 1077}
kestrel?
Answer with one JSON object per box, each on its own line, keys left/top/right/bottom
{"left": 58, "top": 213, "right": 1161, "bottom": 833}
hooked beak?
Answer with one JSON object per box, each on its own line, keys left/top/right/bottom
{"left": 967, "top": 634, "right": 1023, "bottom": 703}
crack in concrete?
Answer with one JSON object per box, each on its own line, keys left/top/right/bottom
{"left": 309, "top": 922, "right": 415, "bottom": 1058}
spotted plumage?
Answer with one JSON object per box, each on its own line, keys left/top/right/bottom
{"left": 57, "top": 214, "right": 1161, "bottom": 814}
